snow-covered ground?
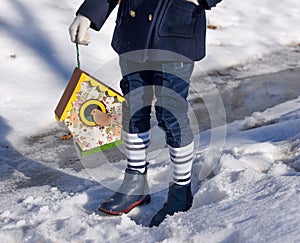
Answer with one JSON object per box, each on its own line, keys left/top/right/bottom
{"left": 1, "top": 0, "right": 300, "bottom": 242}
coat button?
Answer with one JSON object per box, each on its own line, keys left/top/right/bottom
{"left": 148, "top": 14, "right": 153, "bottom": 21}
{"left": 129, "top": 10, "right": 136, "bottom": 17}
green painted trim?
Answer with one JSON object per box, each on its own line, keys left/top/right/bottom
{"left": 77, "top": 140, "right": 124, "bottom": 157}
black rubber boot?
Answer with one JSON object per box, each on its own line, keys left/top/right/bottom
{"left": 149, "top": 183, "right": 193, "bottom": 227}
{"left": 98, "top": 168, "right": 151, "bottom": 215}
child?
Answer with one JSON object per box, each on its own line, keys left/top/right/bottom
{"left": 69, "top": 0, "right": 222, "bottom": 227}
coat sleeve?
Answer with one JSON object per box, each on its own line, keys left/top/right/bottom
{"left": 200, "top": 0, "right": 222, "bottom": 9}
{"left": 76, "top": 0, "right": 119, "bottom": 31}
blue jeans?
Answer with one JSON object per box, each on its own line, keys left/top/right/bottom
{"left": 119, "top": 57, "right": 194, "bottom": 148}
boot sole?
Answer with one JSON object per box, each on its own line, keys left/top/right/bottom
{"left": 99, "top": 194, "right": 151, "bottom": 215}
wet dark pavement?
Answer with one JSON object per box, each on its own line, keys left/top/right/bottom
{"left": 190, "top": 67, "right": 300, "bottom": 131}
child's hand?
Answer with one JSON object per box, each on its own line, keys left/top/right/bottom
{"left": 69, "top": 14, "right": 91, "bottom": 45}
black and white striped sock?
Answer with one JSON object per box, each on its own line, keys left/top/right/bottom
{"left": 169, "top": 141, "right": 194, "bottom": 185}
{"left": 124, "top": 131, "right": 150, "bottom": 173}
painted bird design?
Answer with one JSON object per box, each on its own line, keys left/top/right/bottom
{"left": 90, "top": 108, "right": 112, "bottom": 126}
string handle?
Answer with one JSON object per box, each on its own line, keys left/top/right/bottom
{"left": 76, "top": 42, "right": 81, "bottom": 69}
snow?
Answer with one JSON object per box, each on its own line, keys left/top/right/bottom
{"left": 1, "top": 0, "right": 300, "bottom": 242}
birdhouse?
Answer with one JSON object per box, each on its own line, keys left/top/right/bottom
{"left": 55, "top": 67, "right": 125, "bottom": 156}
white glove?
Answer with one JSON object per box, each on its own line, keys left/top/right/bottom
{"left": 69, "top": 14, "right": 91, "bottom": 45}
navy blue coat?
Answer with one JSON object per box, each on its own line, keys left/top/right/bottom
{"left": 77, "top": 0, "right": 222, "bottom": 62}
